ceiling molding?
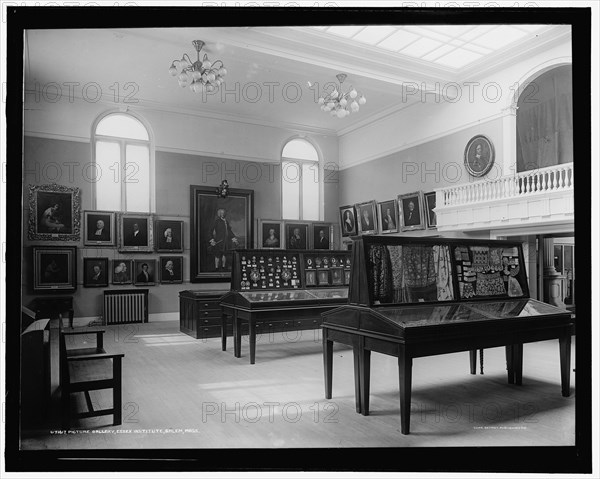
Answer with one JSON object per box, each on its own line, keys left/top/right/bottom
{"left": 23, "top": 82, "right": 339, "bottom": 138}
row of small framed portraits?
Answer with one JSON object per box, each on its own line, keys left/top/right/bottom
{"left": 82, "top": 211, "right": 183, "bottom": 252}
{"left": 31, "top": 245, "right": 183, "bottom": 292}
{"left": 340, "top": 191, "right": 437, "bottom": 237}
{"left": 257, "top": 219, "right": 335, "bottom": 250}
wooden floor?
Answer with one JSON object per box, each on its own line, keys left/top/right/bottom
{"left": 20, "top": 319, "right": 576, "bottom": 450}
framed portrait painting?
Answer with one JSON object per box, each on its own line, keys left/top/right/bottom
{"left": 32, "top": 246, "right": 77, "bottom": 292}
{"left": 118, "top": 213, "right": 154, "bottom": 253}
{"left": 83, "top": 257, "right": 109, "bottom": 287}
{"left": 160, "top": 256, "right": 183, "bottom": 284}
{"left": 464, "top": 134, "right": 495, "bottom": 177}
{"left": 424, "top": 191, "right": 438, "bottom": 229}
{"left": 190, "top": 185, "right": 254, "bottom": 282}
{"left": 258, "top": 219, "right": 284, "bottom": 249}
{"left": 84, "top": 210, "right": 115, "bottom": 246}
{"left": 378, "top": 199, "right": 399, "bottom": 234}
{"left": 339, "top": 205, "right": 357, "bottom": 237}
{"left": 284, "top": 222, "right": 309, "bottom": 250}
{"left": 398, "top": 191, "right": 426, "bottom": 231}
{"left": 112, "top": 259, "right": 133, "bottom": 285}
{"left": 155, "top": 219, "right": 184, "bottom": 253}
{"left": 133, "top": 259, "right": 156, "bottom": 286}
{"left": 312, "top": 223, "right": 333, "bottom": 250}
{"left": 355, "top": 200, "right": 378, "bottom": 235}
{"left": 28, "top": 184, "right": 81, "bottom": 241}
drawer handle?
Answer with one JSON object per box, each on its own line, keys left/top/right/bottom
{"left": 204, "top": 303, "right": 209, "bottom": 307}
{"left": 204, "top": 319, "right": 209, "bottom": 324}
{"left": 204, "top": 311, "right": 209, "bottom": 316}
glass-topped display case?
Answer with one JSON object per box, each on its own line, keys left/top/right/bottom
{"left": 223, "top": 249, "right": 352, "bottom": 309}
{"left": 321, "top": 236, "right": 574, "bottom": 434}
{"left": 220, "top": 249, "right": 352, "bottom": 363}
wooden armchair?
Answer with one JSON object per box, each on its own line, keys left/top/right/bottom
{"left": 59, "top": 326, "right": 124, "bottom": 428}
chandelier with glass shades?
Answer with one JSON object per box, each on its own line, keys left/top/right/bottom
{"left": 312, "top": 73, "right": 366, "bottom": 118}
{"left": 168, "top": 40, "right": 227, "bottom": 94}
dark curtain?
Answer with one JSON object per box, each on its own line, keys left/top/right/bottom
{"left": 516, "top": 66, "right": 573, "bottom": 172}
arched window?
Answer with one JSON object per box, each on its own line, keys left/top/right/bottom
{"left": 516, "top": 65, "right": 573, "bottom": 172}
{"left": 281, "top": 138, "right": 320, "bottom": 220}
{"left": 92, "top": 112, "right": 154, "bottom": 212}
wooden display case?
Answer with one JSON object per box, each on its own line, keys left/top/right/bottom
{"left": 220, "top": 249, "right": 352, "bottom": 363}
{"left": 321, "top": 236, "right": 574, "bottom": 435}
{"left": 179, "top": 290, "right": 229, "bottom": 343}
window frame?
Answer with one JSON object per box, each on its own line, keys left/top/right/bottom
{"left": 280, "top": 137, "right": 322, "bottom": 221}
{"left": 91, "top": 110, "right": 155, "bottom": 213}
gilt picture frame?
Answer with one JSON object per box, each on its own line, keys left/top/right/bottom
{"left": 32, "top": 246, "right": 77, "bottom": 292}
{"left": 28, "top": 184, "right": 81, "bottom": 241}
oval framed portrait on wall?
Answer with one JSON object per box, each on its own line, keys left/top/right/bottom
{"left": 464, "top": 135, "right": 495, "bottom": 177}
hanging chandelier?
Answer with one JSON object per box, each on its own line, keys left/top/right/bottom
{"left": 168, "top": 40, "right": 227, "bottom": 94}
{"left": 312, "top": 73, "right": 366, "bottom": 118}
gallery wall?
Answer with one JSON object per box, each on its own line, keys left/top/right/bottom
{"left": 22, "top": 135, "right": 340, "bottom": 319}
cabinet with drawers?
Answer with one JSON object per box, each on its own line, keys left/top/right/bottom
{"left": 179, "top": 290, "right": 230, "bottom": 340}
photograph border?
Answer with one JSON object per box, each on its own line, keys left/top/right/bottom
{"left": 28, "top": 184, "right": 81, "bottom": 241}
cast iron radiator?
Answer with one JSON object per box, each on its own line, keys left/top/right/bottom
{"left": 103, "top": 289, "right": 149, "bottom": 325}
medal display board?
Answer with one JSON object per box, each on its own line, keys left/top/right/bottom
{"left": 321, "top": 236, "right": 573, "bottom": 435}
{"left": 232, "top": 250, "right": 352, "bottom": 293}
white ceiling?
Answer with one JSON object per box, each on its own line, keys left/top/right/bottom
{"left": 24, "top": 25, "right": 570, "bottom": 136}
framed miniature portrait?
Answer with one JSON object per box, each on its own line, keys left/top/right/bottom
{"left": 155, "top": 219, "right": 184, "bottom": 253}
{"left": 160, "top": 256, "right": 183, "bottom": 284}
{"left": 305, "top": 270, "right": 317, "bottom": 287}
{"left": 258, "top": 219, "right": 284, "bottom": 249}
{"left": 378, "top": 199, "right": 399, "bottom": 234}
{"left": 32, "top": 246, "right": 77, "bottom": 292}
{"left": 424, "top": 191, "right": 438, "bottom": 229}
{"left": 284, "top": 222, "right": 309, "bottom": 250}
{"left": 331, "top": 267, "right": 343, "bottom": 285}
{"left": 464, "top": 134, "right": 495, "bottom": 177}
{"left": 112, "top": 259, "right": 133, "bottom": 285}
{"left": 28, "top": 184, "right": 81, "bottom": 241}
{"left": 339, "top": 205, "right": 357, "bottom": 237}
{"left": 317, "top": 270, "right": 330, "bottom": 286}
{"left": 312, "top": 223, "right": 333, "bottom": 250}
{"left": 84, "top": 211, "right": 115, "bottom": 246}
{"left": 118, "top": 213, "right": 154, "bottom": 253}
{"left": 355, "top": 200, "right": 378, "bottom": 235}
{"left": 133, "top": 259, "right": 156, "bottom": 286}
{"left": 398, "top": 191, "right": 426, "bottom": 232}
{"left": 83, "top": 257, "right": 109, "bottom": 288}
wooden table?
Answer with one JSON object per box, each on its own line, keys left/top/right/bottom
{"left": 321, "top": 299, "right": 574, "bottom": 435}
{"left": 221, "top": 303, "right": 332, "bottom": 364}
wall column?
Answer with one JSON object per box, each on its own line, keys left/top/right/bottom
{"left": 542, "top": 237, "right": 565, "bottom": 307}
